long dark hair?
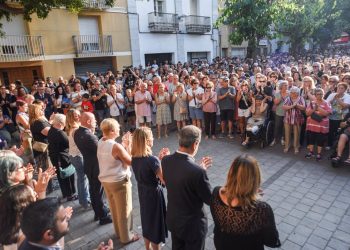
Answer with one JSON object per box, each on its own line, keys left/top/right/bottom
{"left": 0, "top": 184, "right": 35, "bottom": 245}
{"left": 54, "top": 86, "right": 67, "bottom": 99}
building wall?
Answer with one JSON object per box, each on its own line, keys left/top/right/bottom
{"left": 1, "top": 1, "right": 131, "bottom": 82}
{"left": 129, "top": 0, "right": 219, "bottom": 66}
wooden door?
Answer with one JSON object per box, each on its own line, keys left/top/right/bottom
{"left": 0, "top": 66, "right": 43, "bottom": 88}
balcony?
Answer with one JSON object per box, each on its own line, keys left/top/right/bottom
{"left": 73, "top": 35, "right": 113, "bottom": 57}
{"left": 0, "top": 35, "right": 45, "bottom": 62}
{"left": 82, "top": 0, "right": 112, "bottom": 9}
{"left": 148, "top": 12, "right": 178, "bottom": 33}
{"left": 184, "top": 15, "right": 211, "bottom": 34}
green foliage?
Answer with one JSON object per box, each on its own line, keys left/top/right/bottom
{"left": 217, "top": 0, "right": 297, "bottom": 58}
{"left": 0, "top": 0, "right": 115, "bottom": 34}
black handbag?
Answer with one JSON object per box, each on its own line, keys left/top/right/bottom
{"left": 310, "top": 103, "right": 323, "bottom": 122}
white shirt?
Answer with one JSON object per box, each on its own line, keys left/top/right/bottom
{"left": 107, "top": 93, "right": 124, "bottom": 117}
{"left": 187, "top": 87, "right": 204, "bottom": 107}
{"left": 97, "top": 138, "right": 131, "bottom": 183}
{"left": 71, "top": 90, "right": 87, "bottom": 109}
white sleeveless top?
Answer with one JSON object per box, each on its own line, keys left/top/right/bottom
{"left": 68, "top": 129, "right": 81, "bottom": 157}
{"left": 97, "top": 138, "right": 131, "bottom": 182}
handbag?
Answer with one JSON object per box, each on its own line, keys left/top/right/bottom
{"left": 310, "top": 102, "right": 323, "bottom": 122}
{"left": 311, "top": 112, "right": 323, "bottom": 122}
{"left": 59, "top": 164, "right": 76, "bottom": 179}
{"left": 32, "top": 141, "right": 48, "bottom": 152}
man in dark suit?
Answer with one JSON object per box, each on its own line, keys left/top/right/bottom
{"left": 162, "top": 125, "right": 212, "bottom": 250}
{"left": 74, "top": 112, "right": 111, "bottom": 225}
{"left": 34, "top": 84, "right": 53, "bottom": 119}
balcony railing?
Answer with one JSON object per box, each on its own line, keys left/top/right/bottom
{"left": 184, "top": 15, "right": 211, "bottom": 34}
{"left": 148, "top": 12, "right": 178, "bottom": 33}
{"left": 82, "top": 0, "right": 112, "bottom": 9}
{"left": 73, "top": 35, "right": 113, "bottom": 57}
{"left": 0, "top": 35, "right": 45, "bottom": 62}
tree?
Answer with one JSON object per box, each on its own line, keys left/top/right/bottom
{"left": 0, "top": 0, "right": 115, "bottom": 34}
{"left": 216, "top": 0, "right": 296, "bottom": 58}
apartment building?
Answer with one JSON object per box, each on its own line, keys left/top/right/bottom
{"left": 127, "top": 0, "right": 220, "bottom": 66}
{"left": 0, "top": 0, "right": 132, "bottom": 87}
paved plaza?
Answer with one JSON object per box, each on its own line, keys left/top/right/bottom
{"left": 60, "top": 133, "right": 350, "bottom": 250}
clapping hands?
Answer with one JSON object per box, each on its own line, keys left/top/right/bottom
{"left": 200, "top": 156, "right": 213, "bottom": 170}
{"left": 158, "top": 148, "right": 170, "bottom": 160}
{"left": 122, "top": 132, "right": 132, "bottom": 150}
{"left": 33, "top": 166, "right": 56, "bottom": 198}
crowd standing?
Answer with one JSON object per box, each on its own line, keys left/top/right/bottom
{"left": 1, "top": 52, "right": 350, "bottom": 249}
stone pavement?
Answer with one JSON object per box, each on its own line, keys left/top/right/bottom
{"left": 57, "top": 133, "right": 350, "bottom": 250}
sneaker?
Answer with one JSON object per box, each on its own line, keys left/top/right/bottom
{"left": 294, "top": 148, "right": 299, "bottom": 154}
{"left": 269, "top": 140, "right": 276, "bottom": 147}
{"left": 281, "top": 139, "right": 285, "bottom": 146}
{"left": 305, "top": 152, "right": 313, "bottom": 159}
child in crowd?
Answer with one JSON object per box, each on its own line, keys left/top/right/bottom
{"left": 81, "top": 93, "right": 94, "bottom": 113}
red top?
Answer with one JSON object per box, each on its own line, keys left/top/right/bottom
{"left": 81, "top": 100, "right": 94, "bottom": 113}
{"left": 306, "top": 100, "right": 332, "bottom": 134}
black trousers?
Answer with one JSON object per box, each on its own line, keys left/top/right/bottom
{"left": 328, "top": 119, "right": 341, "bottom": 147}
{"left": 88, "top": 175, "right": 109, "bottom": 219}
{"left": 171, "top": 232, "right": 205, "bottom": 250}
{"left": 204, "top": 112, "right": 216, "bottom": 136}
{"left": 56, "top": 168, "right": 76, "bottom": 198}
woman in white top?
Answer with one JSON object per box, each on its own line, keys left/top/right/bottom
{"left": 66, "top": 109, "right": 90, "bottom": 208}
{"left": 97, "top": 118, "right": 140, "bottom": 244}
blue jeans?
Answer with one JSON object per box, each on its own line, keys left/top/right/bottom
{"left": 70, "top": 155, "right": 90, "bottom": 207}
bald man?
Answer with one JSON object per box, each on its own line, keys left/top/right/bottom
{"left": 74, "top": 112, "right": 112, "bottom": 225}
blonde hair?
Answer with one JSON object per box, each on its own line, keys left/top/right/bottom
{"left": 100, "top": 118, "right": 119, "bottom": 136}
{"left": 131, "top": 127, "right": 153, "bottom": 157}
{"left": 28, "top": 104, "right": 44, "bottom": 125}
{"left": 66, "top": 109, "right": 80, "bottom": 134}
{"left": 222, "top": 154, "right": 261, "bottom": 208}
{"left": 302, "top": 76, "right": 315, "bottom": 89}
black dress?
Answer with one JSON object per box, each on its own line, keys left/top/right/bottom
{"left": 210, "top": 186, "right": 281, "bottom": 250}
{"left": 47, "top": 126, "right": 76, "bottom": 198}
{"left": 132, "top": 155, "right": 167, "bottom": 244}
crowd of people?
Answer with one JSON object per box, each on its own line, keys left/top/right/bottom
{"left": 0, "top": 52, "right": 350, "bottom": 249}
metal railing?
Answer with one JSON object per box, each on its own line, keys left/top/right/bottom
{"left": 73, "top": 35, "right": 113, "bottom": 57}
{"left": 148, "top": 12, "right": 178, "bottom": 33}
{"left": 0, "top": 35, "right": 45, "bottom": 62}
{"left": 184, "top": 15, "right": 211, "bottom": 34}
{"left": 82, "top": 0, "right": 112, "bottom": 9}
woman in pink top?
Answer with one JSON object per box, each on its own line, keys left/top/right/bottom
{"left": 202, "top": 81, "right": 217, "bottom": 139}
{"left": 305, "top": 88, "right": 332, "bottom": 161}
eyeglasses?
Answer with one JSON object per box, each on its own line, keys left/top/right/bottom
{"left": 206, "top": 87, "right": 212, "bottom": 89}
{"left": 260, "top": 81, "right": 266, "bottom": 83}
{"left": 316, "top": 93, "right": 323, "bottom": 96}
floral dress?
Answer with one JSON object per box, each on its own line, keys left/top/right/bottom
{"left": 156, "top": 93, "right": 172, "bottom": 125}
{"left": 174, "top": 93, "right": 188, "bottom": 121}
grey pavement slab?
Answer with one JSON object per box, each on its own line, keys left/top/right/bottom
{"left": 52, "top": 132, "right": 350, "bottom": 250}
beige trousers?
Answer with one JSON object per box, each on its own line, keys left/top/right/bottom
{"left": 284, "top": 123, "right": 301, "bottom": 150}
{"left": 102, "top": 178, "right": 133, "bottom": 243}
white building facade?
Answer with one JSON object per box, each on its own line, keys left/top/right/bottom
{"left": 127, "top": 0, "right": 219, "bottom": 66}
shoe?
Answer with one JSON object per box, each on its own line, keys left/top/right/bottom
{"left": 94, "top": 214, "right": 99, "bottom": 221}
{"left": 228, "top": 134, "right": 234, "bottom": 139}
{"left": 294, "top": 148, "right": 299, "bottom": 154}
{"left": 284, "top": 148, "right": 289, "bottom": 153}
{"left": 67, "top": 194, "right": 78, "bottom": 201}
{"left": 316, "top": 154, "right": 322, "bottom": 161}
{"left": 269, "top": 140, "right": 276, "bottom": 147}
{"left": 305, "top": 152, "right": 313, "bottom": 159}
{"left": 241, "top": 141, "right": 248, "bottom": 147}
{"left": 99, "top": 215, "right": 112, "bottom": 225}
{"left": 218, "top": 133, "right": 225, "bottom": 139}
{"left": 281, "top": 139, "right": 285, "bottom": 146}
{"left": 205, "top": 135, "right": 209, "bottom": 140}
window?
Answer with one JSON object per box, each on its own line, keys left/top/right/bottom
{"left": 154, "top": 0, "right": 165, "bottom": 13}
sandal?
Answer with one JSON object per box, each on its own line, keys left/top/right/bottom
{"left": 344, "top": 158, "right": 350, "bottom": 165}
{"left": 125, "top": 233, "right": 140, "bottom": 244}
{"left": 241, "top": 141, "right": 248, "bottom": 147}
{"left": 332, "top": 156, "right": 341, "bottom": 163}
